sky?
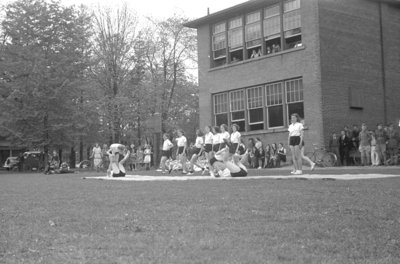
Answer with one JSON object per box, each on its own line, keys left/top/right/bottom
{"left": 60, "top": 0, "right": 248, "bottom": 20}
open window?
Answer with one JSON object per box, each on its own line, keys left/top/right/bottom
{"left": 245, "top": 11, "right": 262, "bottom": 59}
{"left": 264, "top": 4, "right": 281, "bottom": 54}
{"left": 212, "top": 22, "right": 227, "bottom": 67}
{"left": 283, "top": 0, "right": 302, "bottom": 50}
{"left": 228, "top": 17, "right": 244, "bottom": 63}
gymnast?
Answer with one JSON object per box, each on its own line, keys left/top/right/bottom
{"left": 107, "top": 144, "right": 130, "bottom": 177}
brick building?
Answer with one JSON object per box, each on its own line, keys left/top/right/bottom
{"left": 185, "top": 0, "right": 400, "bottom": 151}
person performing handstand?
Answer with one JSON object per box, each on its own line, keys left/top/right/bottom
{"left": 107, "top": 144, "right": 130, "bottom": 177}
{"left": 208, "top": 142, "right": 248, "bottom": 178}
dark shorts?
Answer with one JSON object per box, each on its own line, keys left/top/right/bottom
{"left": 229, "top": 143, "right": 239, "bottom": 154}
{"left": 192, "top": 147, "right": 202, "bottom": 156}
{"left": 178, "top": 146, "right": 185, "bottom": 155}
{"left": 209, "top": 157, "right": 218, "bottom": 166}
{"left": 289, "top": 136, "right": 301, "bottom": 146}
{"left": 112, "top": 171, "right": 126, "bottom": 177}
{"left": 212, "top": 144, "right": 220, "bottom": 152}
{"left": 220, "top": 142, "right": 227, "bottom": 149}
{"left": 162, "top": 150, "right": 172, "bottom": 159}
{"left": 231, "top": 168, "right": 247, "bottom": 177}
{"left": 204, "top": 144, "right": 212, "bottom": 153}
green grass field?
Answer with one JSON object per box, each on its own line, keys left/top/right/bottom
{"left": 1, "top": 170, "right": 400, "bottom": 263}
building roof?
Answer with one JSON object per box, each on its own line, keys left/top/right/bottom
{"left": 184, "top": 0, "right": 279, "bottom": 28}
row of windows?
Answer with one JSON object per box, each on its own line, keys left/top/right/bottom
{"left": 212, "top": 0, "right": 302, "bottom": 67}
{"left": 213, "top": 78, "right": 304, "bottom": 132}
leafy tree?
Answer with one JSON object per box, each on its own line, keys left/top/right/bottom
{"left": 0, "top": 0, "right": 93, "bottom": 154}
{"left": 140, "top": 15, "right": 198, "bottom": 133}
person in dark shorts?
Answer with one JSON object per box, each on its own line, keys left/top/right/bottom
{"left": 288, "top": 113, "right": 304, "bottom": 175}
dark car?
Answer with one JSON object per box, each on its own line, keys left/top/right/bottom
{"left": 22, "top": 151, "right": 45, "bottom": 171}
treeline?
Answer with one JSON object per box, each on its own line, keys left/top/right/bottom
{"left": 0, "top": 0, "right": 198, "bottom": 160}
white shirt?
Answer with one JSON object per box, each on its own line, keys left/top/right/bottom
{"left": 176, "top": 136, "right": 187, "bottom": 147}
{"left": 230, "top": 131, "right": 241, "bottom": 144}
{"left": 288, "top": 122, "right": 304, "bottom": 137}
{"left": 220, "top": 131, "right": 230, "bottom": 143}
{"left": 194, "top": 136, "right": 204, "bottom": 148}
{"left": 212, "top": 133, "right": 222, "bottom": 144}
{"left": 204, "top": 132, "right": 213, "bottom": 144}
{"left": 162, "top": 139, "right": 174, "bottom": 151}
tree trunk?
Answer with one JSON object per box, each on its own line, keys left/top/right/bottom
{"left": 70, "top": 146, "right": 76, "bottom": 168}
{"left": 79, "top": 138, "right": 83, "bottom": 162}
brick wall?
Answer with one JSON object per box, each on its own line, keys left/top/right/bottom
{"left": 318, "top": 0, "right": 400, "bottom": 142}
{"left": 196, "top": 0, "right": 324, "bottom": 153}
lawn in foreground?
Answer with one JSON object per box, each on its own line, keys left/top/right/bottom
{"left": 1, "top": 172, "right": 400, "bottom": 263}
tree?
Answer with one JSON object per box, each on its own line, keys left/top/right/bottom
{"left": 90, "top": 3, "right": 139, "bottom": 143}
{"left": 140, "top": 15, "right": 197, "bottom": 133}
{"left": 0, "top": 0, "right": 93, "bottom": 154}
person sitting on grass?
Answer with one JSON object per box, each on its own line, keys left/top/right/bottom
{"left": 107, "top": 144, "right": 130, "bottom": 177}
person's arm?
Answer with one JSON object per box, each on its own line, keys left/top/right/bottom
{"left": 120, "top": 150, "right": 130, "bottom": 164}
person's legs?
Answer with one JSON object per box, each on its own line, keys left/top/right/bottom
{"left": 301, "top": 147, "right": 315, "bottom": 169}
{"left": 160, "top": 156, "right": 167, "bottom": 173}
{"left": 295, "top": 145, "right": 302, "bottom": 173}
{"left": 289, "top": 145, "right": 297, "bottom": 173}
{"left": 179, "top": 154, "right": 187, "bottom": 173}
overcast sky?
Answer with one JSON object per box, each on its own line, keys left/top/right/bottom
{"left": 60, "top": 0, "right": 247, "bottom": 20}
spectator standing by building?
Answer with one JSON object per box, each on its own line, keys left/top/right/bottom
{"left": 175, "top": 129, "right": 188, "bottom": 174}
{"left": 264, "top": 144, "right": 271, "bottom": 168}
{"left": 329, "top": 132, "right": 341, "bottom": 166}
{"left": 351, "top": 125, "right": 360, "bottom": 150}
{"left": 254, "top": 138, "right": 264, "bottom": 169}
{"left": 387, "top": 123, "right": 399, "bottom": 165}
{"left": 370, "top": 131, "right": 380, "bottom": 166}
{"left": 358, "top": 123, "right": 371, "bottom": 166}
{"left": 375, "top": 123, "right": 388, "bottom": 165}
{"left": 143, "top": 144, "right": 152, "bottom": 171}
{"left": 339, "top": 130, "right": 351, "bottom": 166}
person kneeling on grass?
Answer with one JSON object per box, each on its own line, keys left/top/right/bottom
{"left": 208, "top": 145, "right": 248, "bottom": 178}
{"left": 107, "top": 144, "right": 130, "bottom": 177}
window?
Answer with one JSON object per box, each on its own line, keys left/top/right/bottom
{"left": 284, "top": 0, "right": 302, "bottom": 49}
{"left": 212, "top": 22, "right": 227, "bottom": 66}
{"left": 264, "top": 4, "right": 281, "bottom": 55}
{"left": 286, "top": 78, "right": 304, "bottom": 119}
{"left": 228, "top": 17, "right": 243, "bottom": 63}
{"left": 230, "top": 90, "right": 246, "bottom": 131}
{"left": 212, "top": 78, "right": 304, "bottom": 131}
{"left": 247, "top": 86, "right": 264, "bottom": 131}
{"left": 245, "top": 11, "right": 262, "bottom": 58}
{"left": 266, "top": 82, "right": 284, "bottom": 128}
{"left": 349, "top": 87, "right": 364, "bottom": 109}
{"left": 210, "top": 1, "right": 302, "bottom": 67}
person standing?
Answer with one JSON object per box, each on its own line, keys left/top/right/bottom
{"left": 387, "top": 123, "right": 399, "bottom": 165}
{"left": 375, "top": 123, "right": 388, "bottom": 165}
{"left": 219, "top": 124, "right": 230, "bottom": 149}
{"left": 329, "top": 132, "right": 341, "bottom": 166}
{"left": 175, "top": 129, "right": 188, "bottom": 174}
{"left": 229, "top": 124, "right": 241, "bottom": 154}
{"left": 358, "top": 123, "right": 371, "bottom": 166}
{"left": 160, "top": 133, "right": 174, "bottom": 174}
{"left": 288, "top": 113, "right": 304, "bottom": 175}
{"left": 187, "top": 129, "right": 205, "bottom": 175}
{"left": 370, "top": 131, "right": 380, "bottom": 166}
{"left": 339, "top": 130, "right": 351, "bottom": 166}
{"left": 91, "top": 143, "right": 102, "bottom": 172}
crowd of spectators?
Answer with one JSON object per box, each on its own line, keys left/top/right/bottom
{"left": 329, "top": 123, "right": 399, "bottom": 166}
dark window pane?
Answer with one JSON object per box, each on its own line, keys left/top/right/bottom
{"left": 249, "top": 108, "right": 264, "bottom": 123}
{"left": 268, "top": 105, "right": 284, "bottom": 128}
{"left": 232, "top": 111, "right": 245, "bottom": 120}
{"left": 249, "top": 123, "right": 264, "bottom": 131}
{"left": 215, "top": 114, "right": 228, "bottom": 126}
{"left": 288, "top": 102, "right": 304, "bottom": 119}
{"left": 232, "top": 121, "right": 246, "bottom": 132}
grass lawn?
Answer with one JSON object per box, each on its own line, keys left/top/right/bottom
{"left": 1, "top": 170, "right": 400, "bottom": 263}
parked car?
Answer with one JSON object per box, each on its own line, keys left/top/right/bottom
{"left": 22, "top": 151, "right": 45, "bottom": 171}
{"left": 3, "top": 157, "right": 19, "bottom": 171}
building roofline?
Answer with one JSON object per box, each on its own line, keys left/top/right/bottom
{"left": 184, "top": 0, "right": 278, "bottom": 28}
